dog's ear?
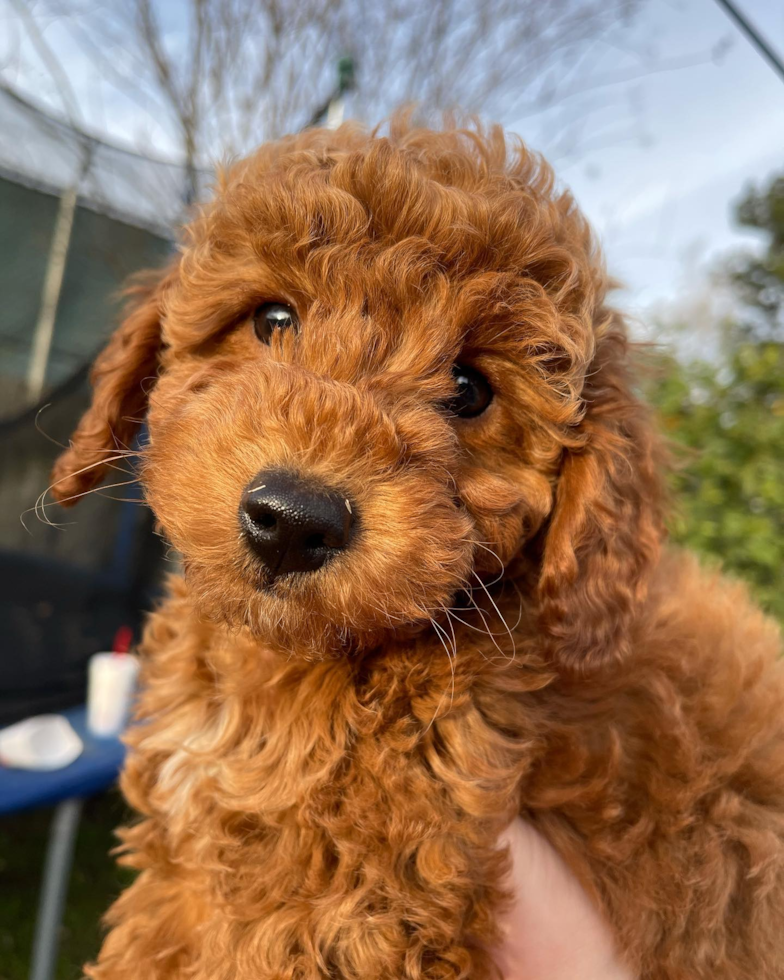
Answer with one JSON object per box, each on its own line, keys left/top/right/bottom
{"left": 51, "top": 265, "right": 173, "bottom": 507}
{"left": 537, "top": 320, "right": 665, "bottom": 674}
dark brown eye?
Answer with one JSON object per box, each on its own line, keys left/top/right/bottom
{"left": 447, "top": 364, "right": 493, "bottom": 418}
{"left": 253, "top": 302, "right": 298, "bottom": 343}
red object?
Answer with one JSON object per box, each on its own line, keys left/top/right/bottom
{"left": 112, "top": 626, "right": 133, "bottom": 655}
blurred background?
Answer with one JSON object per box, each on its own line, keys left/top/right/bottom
{"left": 0, "top": 0, "right": 781, "bottom": 976}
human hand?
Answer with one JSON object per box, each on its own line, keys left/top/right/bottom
{"left": 491, "top": 818, "right": 635, "bottom": 980}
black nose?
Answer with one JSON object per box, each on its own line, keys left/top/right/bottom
{"left": 239, "top": 470, "right": 354, "bottom": 578}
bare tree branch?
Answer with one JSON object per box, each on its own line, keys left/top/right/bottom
{"left": 7, "top": 0, "right": 83, "bottom": 127}
{"left": 7, "top": 0, "right": 668, "bottom": 200}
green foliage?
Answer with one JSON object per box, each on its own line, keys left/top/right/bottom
{"left": 646, "top": 170, "right": 784, "bottom": 622}
{"left": 728, "top": 172, "right": 784, "bottom": 341}
{"left": 648, "top": 341, "right": 784, "bottom": 621}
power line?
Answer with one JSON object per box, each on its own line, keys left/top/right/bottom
{"left": 713, "top": 0, "right": 784, "bottom": 84}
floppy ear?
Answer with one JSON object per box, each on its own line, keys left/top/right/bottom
{"left": 51, "top": 266, "right": 173, "bottom": 507}
{"left": 537, "top": 319, "right": 666, "bottom": 674}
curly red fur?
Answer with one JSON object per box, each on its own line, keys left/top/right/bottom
{"left": 53, "top": 119, "right": 784, "bottom": 979}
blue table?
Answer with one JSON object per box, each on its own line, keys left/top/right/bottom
{"left": 0, "top": 706, "right": 126, "bottom": 980}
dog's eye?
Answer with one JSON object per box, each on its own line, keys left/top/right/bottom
{"left": 448, "top": 364, "right": 493, "bottom": 418}
{"left": 253, "top": 303, "right": 298, "bottom": 343}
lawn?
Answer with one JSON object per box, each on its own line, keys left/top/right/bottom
{"left": 0, "top": 790, "right": 132, "bottom": 980}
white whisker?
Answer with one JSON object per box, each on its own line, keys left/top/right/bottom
{"left": 473, "top": 541, "right": 507, "bottom": 587}
{"left": 24, "top": 462, "right": 142, "bottom": 531}
{"left": 471, "top": 571, "right": 516, "bottom": 665}
{"left": 422, "top": 616, "right": 456, "bottom": 736}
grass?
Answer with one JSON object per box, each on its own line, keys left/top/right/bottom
{"left": 0, "top": 791, "right": 133, "bottom": 980}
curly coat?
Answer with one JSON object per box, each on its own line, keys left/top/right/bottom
{"left": 53, "top": 119, "right": 784, "bottom": 980}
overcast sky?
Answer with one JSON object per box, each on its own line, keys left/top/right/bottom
{"left": 2, "top": 0, "right": 782, "bottom": 327}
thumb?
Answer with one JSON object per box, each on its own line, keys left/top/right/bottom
{"left": 492, "top": 818, "right": 635, "bottom": 980}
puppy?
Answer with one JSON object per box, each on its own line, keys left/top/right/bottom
{"left": 53, "top": 119, "right": 784, "bottom": 979}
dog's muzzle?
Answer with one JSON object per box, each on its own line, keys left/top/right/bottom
{"left": 239, "top": 469, "right": 355, "bottom": 578}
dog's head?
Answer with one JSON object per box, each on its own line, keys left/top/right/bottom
{"left": 52, "top": 120, "right": 664, "bottom": 670}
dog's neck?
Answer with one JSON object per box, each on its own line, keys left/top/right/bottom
{"left": 136, "top": 574, "right": 553, "bottom": 847}
{"left": 143, "top": 572, "right": 549, "bottom": 735}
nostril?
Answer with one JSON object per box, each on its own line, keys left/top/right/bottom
{"left": 302, "top": 531, "right": 347, "bottom": 551}
{"left": 242, "top": 499, "right": 278, "bottom": 531}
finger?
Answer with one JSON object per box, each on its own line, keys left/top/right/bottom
{"left": 492, "top": 818, "right": 635, "bottom": 980}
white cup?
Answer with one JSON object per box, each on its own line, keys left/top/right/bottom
{"left": 87, "top": 652, "right": 140, "bottom": 737}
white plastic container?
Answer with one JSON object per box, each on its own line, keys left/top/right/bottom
{"left": 87, "top": 652, "right": 140, "bottom": 737}
{"left": 0, "top": 714, "right": 83, "bottom": 769}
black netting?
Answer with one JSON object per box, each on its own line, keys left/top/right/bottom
{"left": 0, "top": 86, "right": 182, "bottom": 718}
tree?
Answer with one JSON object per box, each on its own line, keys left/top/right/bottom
{"left": 647, "top": 170, "right": 784, "bottom": 621}
{"left": 727, "top": 172, "right": 784, "bottom": 341}
{"left": 5, "top": 0, "right": 647, "bottom": 193}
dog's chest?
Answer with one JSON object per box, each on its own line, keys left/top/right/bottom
{"left": 137, "top": 656, "right": 519, "bottom": 976}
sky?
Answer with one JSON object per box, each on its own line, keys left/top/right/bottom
{"left": 2, "top": 0, "right": 782, "bottom": 332}
{"left": 536, "top": 0, "right": 784, "bottom": 322}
